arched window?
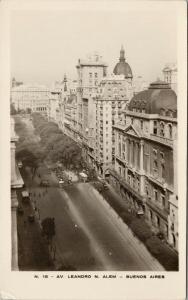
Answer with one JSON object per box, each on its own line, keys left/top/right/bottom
{"left": 168, "top": 123, "right": 173, "bottom": 139}
{"left": 156, "top": 215, "right": 160, "bottom": 227}
{"left": 153, "top": 121, "right": 157, "bottom": 134}
{"left": 160, "top": 122, "right": 165, "bottom": 137}
{"left": 161, "top": 163, "right": 165, "bottom": 179}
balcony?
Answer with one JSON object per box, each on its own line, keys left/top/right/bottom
{"left": 150, "top": 134, "right": 173, "bottom": 148}
{"left": 108, "top": 169, "right": 143, "bottom": 202}
{"left": 146, "top": 198, "right": 168, "bottom": 221}
{"left": 147, "top": 175, "right": 170, "bottom": 190}
{"left": 115, "top": 155, "right": 126, "bottom": 165}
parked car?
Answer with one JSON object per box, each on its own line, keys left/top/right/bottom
{"left": 59, "top": 179, "right": 64, "bottom": 187}
{"left": 40, "top": 180, "right": 50, "bottom": 187}
{"left": 21, "top": 190, "right": 30, "bottom": 203}
{"left": 18, "top": 161, "right": 23, "bottom": 168}
{"left": 28, "top": 214, "right": 35, "bottom": 222}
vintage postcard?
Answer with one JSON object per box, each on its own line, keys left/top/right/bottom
{"left": 0, "top": 0, "right": 187, "bottom": 299}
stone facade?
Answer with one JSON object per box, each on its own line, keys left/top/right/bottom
{"left": 110, "top": 81, "right": 178, "bottom": 249}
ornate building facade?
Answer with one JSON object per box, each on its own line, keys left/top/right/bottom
{"left": 93, "top": 72, "right": 133, "bottom": 175}
{"left": 107, "top": 81, "right": 178, "bottom": 250}
{"left": 76, "top": 53, "right": 108, "bottom": 161}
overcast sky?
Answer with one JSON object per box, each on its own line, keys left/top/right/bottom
{"left": 11, "top": 5, "right": 177, "bottom": 86}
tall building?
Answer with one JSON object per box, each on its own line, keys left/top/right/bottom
{"left": 76, "top": 53, "right": 108, "bottom": 161}
{"left": 163, "top": 63, "right": 177, "bottom": 94}
{"left": 107, "top": 80, "right": 178, "bottom": 249}
{"left": 93, "top": 73, "right": 133, "bottom": 175}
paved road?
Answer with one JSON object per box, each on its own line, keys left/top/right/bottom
{"left": 32, "top": 180, "right": 163, "bottom": 271}
{"left": 19, "top": 116, "right": 164, "bottom": 271}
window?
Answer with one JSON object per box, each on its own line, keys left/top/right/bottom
{"left": 119, "top": 142, "right": 121, "bottom": 157}
{"left": 89, "top": 73, "right": 92, "bottom": 78}
{"left": 119, "top": 167, "right": 121, "bottom": 175}
{"left": 149, "top": 210, "right": 153, "bottom": 220}
{"left": 168, "top": 123, "right": 173, "bottom": 139}
{"left": 161, "top": 163, "right": 165, "bottom": 179}
{"left": 131, "top": 117, "right": 134, "bottom": 124}
{"left": 106, "top": 121, "right": 108, "bottom": 124}
{"left": 95, "top": 73, "right": 98, "bottom": 78}
{"left": 160, "top": 122, "right": 165, "bottom": 137}
{"left": 153, "top": 160, "right": 158, "bottom": 169}
{"left": 153, "top": 121, "right": 157, "bottom": 134}
{"left": 106, "top": 156, "right": 108, "bottom": 160}
{"left": 141, "top": 120, "right": 143, "bottom": 130}
{"left": 154, "top": 190, "right": 158, "bottom": 201}
{"left": 161, "top": 194, "right": 165, "bottom": 207}
{"left": 160, "top": 152, "right": 164, "bottom": 160}
{"left": 156, "top": 216, "right": 160, "bottom": 227}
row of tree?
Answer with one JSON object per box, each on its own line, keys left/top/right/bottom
{"left": 32, "top": 113, "right": 84, "bottom": 170}
{"left": 15, "top": 116, "right": 43, "bottom": 177}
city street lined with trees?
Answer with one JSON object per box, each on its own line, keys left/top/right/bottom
{"left": 14, "top": 114, "right": 178, "bottom": 271}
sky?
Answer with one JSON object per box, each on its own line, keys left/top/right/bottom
{"left": 10, "top": 4, "right": 177, "bottom": 86}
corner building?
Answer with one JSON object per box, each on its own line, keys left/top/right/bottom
{"left": 76, "top": 53, "right": 108, "bottom": 162}
{"left": 94, "top": 74, "right": 133, "bottom": 175}
{"left": 108, "top": 81, "right": 178, "bottom": 249}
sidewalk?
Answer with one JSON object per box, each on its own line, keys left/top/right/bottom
{"left": 16, "top": 188, "right": 54, "bottom": 271}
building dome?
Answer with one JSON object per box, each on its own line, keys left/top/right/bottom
{"left": 113, "top": 46, "right": 133, "bottom": 79}
{"left": 128, "top": 80, "right": 177, "bottom": 116}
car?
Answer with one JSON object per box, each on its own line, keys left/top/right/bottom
{"left": 18, "top": 161, "right": 23, "bottom": 168}
{"left": 59, "top": 179, "right": 64, "bottom": 184}
{"left": 28, "top": 214, "right": 35, "bottom": 222}
{"left": 40, "top": 180, "right": 50, "bottom": 187}
{"left": 21, "top": 190, "right": 30, "bottom": 203}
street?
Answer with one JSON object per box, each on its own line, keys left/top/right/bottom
{"left": 23, "top": 170, "right": 163, "bottom": 271}
{"left": 18, "top": 117, "right": 164, "bottom": 271}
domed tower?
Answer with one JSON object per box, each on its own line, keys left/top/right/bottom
{"left": 113, "top": 46, "right": 133, "bottom": 80}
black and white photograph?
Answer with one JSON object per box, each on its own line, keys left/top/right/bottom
{"left": 0, "top": 0, "right": 186, "bottom": 299}
{"left": 10, "top": 3, "right": 180, "bottom": 273}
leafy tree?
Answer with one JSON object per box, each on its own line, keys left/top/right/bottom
{"left": 16, "top": 148, "right": 40, "bottom": 178}
{"left": 41, "top": 217, "right": 56, "bottom": 242}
